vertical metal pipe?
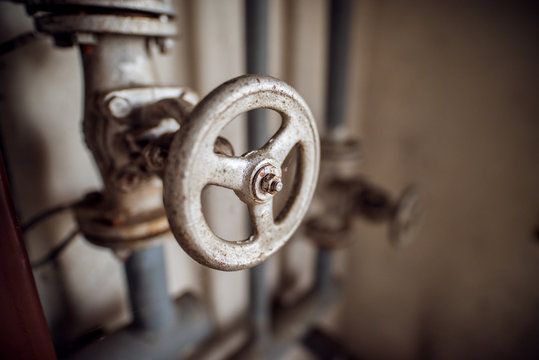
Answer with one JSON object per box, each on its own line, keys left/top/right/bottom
{"left": 316, "top": 0, "right": 352, "bottom": 291}
{"left": 81, "top": 34, "right": 175, "bottom": 333}
{"left": 325, "top": 0, "right": 352, "bottom": 133}
{"left": 246, "top": 0, "right": 269, "bottom": 146}
{"left": 245, "top": 0, "right": 270, "bottom": 347}
{"left": 315, "top": 248, "right": 335, "bottom": 293}
{"left": 249, "top": 263, "right": 269, "bottom": 346}
{"left": 125, "top": 245, "right": 175, "bottom": 333}
{"left": 246, "top": 0, "right": 269, "bottom": 77}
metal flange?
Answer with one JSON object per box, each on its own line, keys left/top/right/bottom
{"left": 25, "top": 0, "right": 176, "bottom": 16}
{"left": 35, "top": 14, "right": 177, "bottom": 38}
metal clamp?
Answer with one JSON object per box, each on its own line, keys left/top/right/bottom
{"left": 164, "top": 75, "right": 320, "bottom": 271}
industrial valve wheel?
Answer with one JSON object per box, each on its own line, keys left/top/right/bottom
{"left": 164, "top": 75, "right": 320, "bottom": 271}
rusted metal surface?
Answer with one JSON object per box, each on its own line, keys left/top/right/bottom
{"left": 74, "top": 192, "right": 169, "bottom": 249}
{"left": 74, "top": 86, "right": 198, "bottom": 249}
{"left": 25, "top": 0, "right": 176, "bottom": 16}
{"left": 28, "top": 0, "right": 177, "bottom": 47}
{"left": 27, "top": 0, "right": 322, "bottom": 266}
{"left": 253, "top": 164, "right": 283, "bottom": 201}
{"left": 105, "top": 87, "right": 198, "bottom": 118}
{"left": 164, "top": 74, "right": 320, "bottom": 271}
{"left": 0, "top": 152, "right": 56, "bottom": 360}
{"left": 35, "top": 14, "right": 177, "bottom": 38}
{"left": 71, "top": 30, "right": 199, "bottom": 249}
{"left": 94, "top": 87, "right": 197, "bottom": 190}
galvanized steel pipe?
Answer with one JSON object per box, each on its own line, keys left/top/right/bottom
{"left": 325, "top": 0, "right": 352, "bottom": 133}
{"left": 246, "top": 0, "right": 271, "bottom": 347}
{"left": 316, "top": 0, "right": 353, "bottom": 292}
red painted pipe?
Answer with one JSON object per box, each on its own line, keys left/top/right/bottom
{"left": 0, "top": 151, "right": 56, "bottom": 360}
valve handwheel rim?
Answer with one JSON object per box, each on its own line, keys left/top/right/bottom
{"left": 164, "top": 75, "right": 320, "bottom": 271}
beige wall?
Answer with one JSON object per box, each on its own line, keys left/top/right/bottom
{"left": 1, "top": 0, "right": 538, "bottom": 359}
{"left": 339, "top": 1, "right": 539, "bottom": 359}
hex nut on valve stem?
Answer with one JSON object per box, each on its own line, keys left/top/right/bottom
{"left": 253, "top": 164, "right": 283, "bottom": 201}
{"left": 264, "top": 175, "right": 283, "bottom": 194}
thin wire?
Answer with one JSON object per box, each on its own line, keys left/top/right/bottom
{"left": 22, "top": 201, "right": 80, "bottom": 267}
{"left": 21, "top": 202, "right": 76, "bottom": 233}
{"left": 31, "top": 228, "right": 80, "bottom": 268}
{"left": 0, "top": 31, "right": 42, "bottom": 56}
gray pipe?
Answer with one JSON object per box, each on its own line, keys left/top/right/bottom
{"left": 325, "top": 0, "right": 352, "bottom": 133}
{"left": 315, "top": 0, "right": 353, "bottom": 294}
{"left": 245, "top": 0, "right": 271, "bottom": 347}
{"left": 70, "top": 231, "right": 212, "bottom": 360}
{"left": 125, "top": 246, "right": 175, "bottom": 332}
{"left": 246, "top": 0, "right": 269, "bottom": 148}
{"left": 71, "top": 33, "right": 213, "bottom": 360}
{"left": 71, "top": 291, "right": 212, "bottom": 360}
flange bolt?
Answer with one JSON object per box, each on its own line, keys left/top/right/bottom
{"left": 108, "top": 96, "right": 132, "bottom": 118}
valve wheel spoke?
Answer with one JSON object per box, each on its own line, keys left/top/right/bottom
{"left": 249, "top": 200, "right": 274, "bottom": 235}
{"left": 261, "top": 119, "right": 302, "bottom": 164}
{"left": 202, "top": 154, "right": 250, "bottom": 192}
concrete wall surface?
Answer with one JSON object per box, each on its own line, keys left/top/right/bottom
{"left": 338, "top": 1, "right": 539, "bottom": 360}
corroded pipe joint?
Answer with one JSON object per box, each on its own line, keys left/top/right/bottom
{"left": 27, "top": 0, "right": 177, "bottom": 48}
